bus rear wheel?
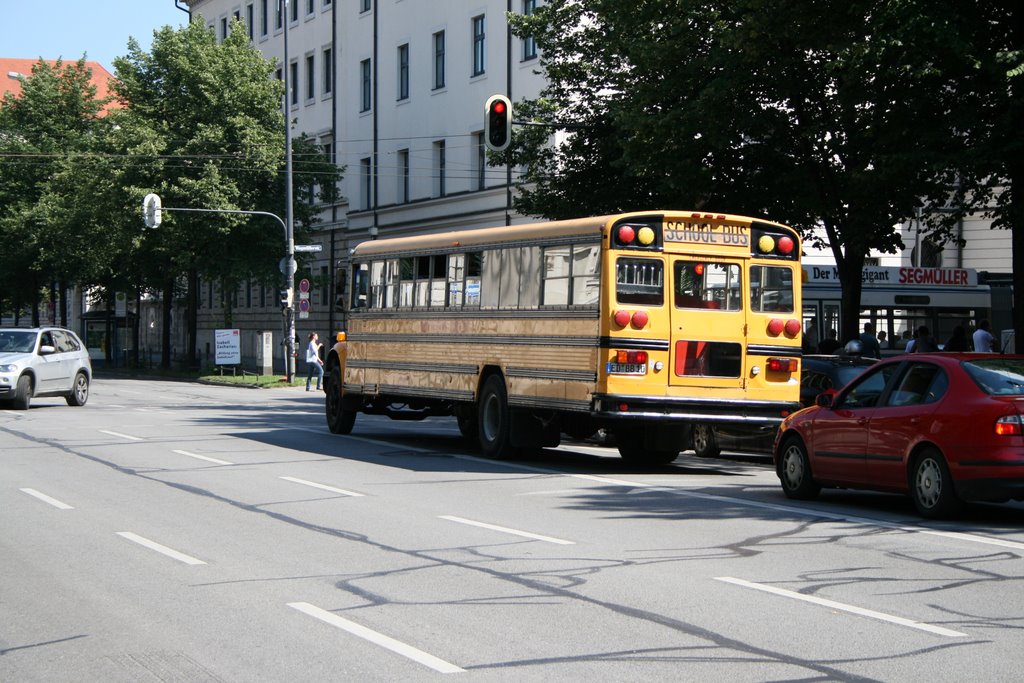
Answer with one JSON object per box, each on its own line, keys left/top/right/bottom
{"left": 325, "top": 367, "right": 356, "bottom": 434}
{"left": 478, "top": 375, "right": 515, "bottom": 459}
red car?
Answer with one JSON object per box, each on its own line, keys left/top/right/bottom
{"left": 774, "top": 353, "right": 1024, "bottom": 518}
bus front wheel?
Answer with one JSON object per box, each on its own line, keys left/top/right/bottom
{"left": 478, "top": 375, "right": 515, "bottom": 459}
{"left": 325, "top": 367, "right": 357, "bottom": 434}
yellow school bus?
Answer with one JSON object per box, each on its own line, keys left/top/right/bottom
{"left": 325, "top": 210, "right": 802, "bottom": 463}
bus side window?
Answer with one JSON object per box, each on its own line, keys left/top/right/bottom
{"left": 351, "top": 263, "right": 369, "bottom": 309}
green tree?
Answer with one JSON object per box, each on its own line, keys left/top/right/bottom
{"left": 923, "top": 1, "right": 1022, "bottom": 348}
{"left": 508, "top": 0, "right": 984, "bottom": 342}
{"left": 111, "top": 19, "right": 291, "bottom": 368}
{"left": 0, "top": 58, "right": 108, "bottom": 324}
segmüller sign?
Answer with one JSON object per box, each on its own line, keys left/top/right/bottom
{"left": 215, "top": 328, "right": 241, "bottom": 365}
{"left": 804, "top": 265, "right": 977, "bottom": 288}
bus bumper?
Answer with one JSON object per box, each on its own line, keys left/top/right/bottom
{"left": 592, "top": 394, "right": 801, "bottom": 425}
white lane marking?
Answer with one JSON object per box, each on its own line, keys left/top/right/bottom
{"left": 99, "top": 429, "right": 143, "bottom": 441}
{"left": 288, "top": 602, "right": 464, "bottom": 674}
{"left": 116, "top": 532, "right": 206, "bottom": 565}
{"left": 715, "top": 577, "right": 968, "bottom": 638}
{"left": 20, "top": 488, "right": 73, "bottom": 510}
{"left": 172, "top": 449, "right": 234, "bottom": 466}
{"left": 289, "top": 428, "right": 1024, "bottom": 555}
{"left": 279, "top": 476, "right": 364, "bottom": 497}
{"left": 439, "top": 515, "right": 574, "bottom": 545}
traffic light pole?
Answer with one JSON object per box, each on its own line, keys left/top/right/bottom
{"left": 282, "top": 0, "right": 297, "bottom": 383}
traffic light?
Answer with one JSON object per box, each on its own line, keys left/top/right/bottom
{"left": 279, "top": 288, "right": 293, "bottom": 309}
{"left": 142, "top": 193, "right": 161, "bottom": 228}
{"left": 484, "top": 94, "right": 512, "bottom": 152}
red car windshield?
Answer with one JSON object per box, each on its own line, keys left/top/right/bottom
{"left": 963, "top": 359, "right": 1024, "bottom": 396}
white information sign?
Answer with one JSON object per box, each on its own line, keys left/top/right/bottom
{"left": 214, "top": 328, "right": 241, "bottom": 365}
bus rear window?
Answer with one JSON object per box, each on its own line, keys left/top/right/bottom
{"left": 674, "top": 261, "right": 740, "bottom": 310}
{"left": 750, "top": 265, "right": 794, "bottom": 313}
{"left": 616, "top": 258, "right": 663, "bottom": 305}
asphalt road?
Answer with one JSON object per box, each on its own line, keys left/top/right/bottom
{"left": 3, "top": 377, "right": 1024, "bottom": 682}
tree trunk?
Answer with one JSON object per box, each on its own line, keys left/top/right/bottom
{"left": 161, "top": 279, "right": 173, "bottom": 369}
{"left": 187, "top": 268, "right": 199, "bottom": 369}
{"left": 1010, "top": 162, "right": 1023, "bottom": 353}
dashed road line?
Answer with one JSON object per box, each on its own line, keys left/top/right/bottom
{"left": 279, "top": 476, "right": 364, "bottom": 497}
{"left": 715, "top": 576, "right": 968, "bottom": 638}
{"left": 116, "top": 532, "right": 206, "bottom": 565}
{"left": 20, "top": 488, "right": 73, "bottom": 510}
{"left": 439, "top": 515, "right": 575, "bottom": 545}
{"left": 288, "top": 602, "right": 464, "bottom": 674}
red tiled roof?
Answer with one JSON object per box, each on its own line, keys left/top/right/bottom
{"left": 0, "top": 58, "right": 118, "bottom": 113}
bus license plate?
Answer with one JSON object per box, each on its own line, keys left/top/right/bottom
{"left": 607, "top": 362, "right": 647, "bottom": 375}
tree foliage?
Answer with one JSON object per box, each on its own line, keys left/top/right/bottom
{"left": 0, "top": 58, "right": 107, "bottom": 321}
{"left": 508, "top": 0, "right": 1015, "bottom": 341}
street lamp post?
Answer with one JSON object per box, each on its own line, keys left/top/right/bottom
{"left": 282, "top": 0, "right": 296, "bottom": 382}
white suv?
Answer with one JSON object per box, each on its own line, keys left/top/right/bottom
{"left": 0, "top": 327, "right": 92, "bottom": 410}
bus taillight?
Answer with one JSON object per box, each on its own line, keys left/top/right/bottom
{"left": 631, "top": 310, "right": 649, "bottom": 328}
{"left": 615, "top": 350, "right": 648, "bottom": 364}
{"left": 767, "top": 357, "right": 797, "bottom": 373}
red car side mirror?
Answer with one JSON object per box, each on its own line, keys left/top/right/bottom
{"left": 816, "top": 389, "right": 837, "bottom": 408}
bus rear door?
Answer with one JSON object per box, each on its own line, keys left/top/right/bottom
{"left": 668, "top": 259, "right": 747, "bottom": 394}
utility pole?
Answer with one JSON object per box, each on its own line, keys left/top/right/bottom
{"left": 282, "top": 0, "right": 296, "bottom": 382}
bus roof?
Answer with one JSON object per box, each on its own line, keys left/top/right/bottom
{"left": 351, "top": 211, "right": 792, "bottom": 259}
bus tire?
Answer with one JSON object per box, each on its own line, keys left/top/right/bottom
{"left": 478, "top": 374, "right": 515, "bottom": 459}
{"left": 690, "top": 424, "right": 720, "bottom": 458}
{"left": 325, "top": 367, "right": 356, "bottom": 434}
{"left": 456, "top": 406, "right": 479, "bottom": 443}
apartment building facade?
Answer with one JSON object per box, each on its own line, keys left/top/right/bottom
{"left": 181, "top": 0, "right": 547, "bottom": 370}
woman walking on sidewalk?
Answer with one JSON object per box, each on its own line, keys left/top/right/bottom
{"left": 305, "top": 332, "right": 324, "bottom": 391}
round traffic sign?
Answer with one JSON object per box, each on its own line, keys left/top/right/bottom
{"left": 299, "top": 299, "right": 310, "bottom": 312}
{"left": 299, "top": 278, "right": 310, "bottom": 293}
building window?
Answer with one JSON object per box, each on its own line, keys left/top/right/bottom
{"left": 220, "top": 17, "right": 228, "bottom": 41}
{"left": 260, "top": 0, "right": 268, "bottom": 36}
{"left": 322, "top": 47, "right": 333, "bottom": 95}
{"left": 320, "top": 266, "right": 329, "bottom": 305}
{"left": 433, "top": 141, "right": 446, "bottom": 198}
{"left": 360, "top": 157, "right": 372, "bottom": 210}
{"left": 472, "top": 15, "right": 485, "bottom": 77}
{"left": 432, "top": 31, "right": 445, "bottom": 89}
{"left": 360, "top": 58, "right": 371, "bottom": 112}
{"left": 307, "top": 0, "right": 314, "bottom": 15}
{"left": 246, "top": 3, "right": 255, "bottom": 38}
{"left": 290, "top": 61, "right": 299, "bottom": 105}
{"left": 305, "top": 54, "right": 315, "bottom": 101}
{"left": 398, "top": 149, "right": 409, "bottom": 203}
{"left": 290, "top": 0, "right": 298, "bottom": 22}
{"left": 275, "top": 0, "right": 282, "bottom": 30}
{"left": 397, "top": 44, "right": 409, "bottom": 101}
{"left": 522, "top": 0, "right": 537, "bottom": 60}
{"left": 360, "top": 0, "right": 371, "bottom": 12}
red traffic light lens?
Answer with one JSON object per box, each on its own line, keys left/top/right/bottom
{"left": 493, "top": 101, "right": 506, "bottom": 114}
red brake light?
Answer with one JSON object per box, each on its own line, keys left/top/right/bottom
{"left": 767, "top": 318, "right": 784, "bottom": 336}
{"left": 995, "top": 415, "right": 1023, "bottom": 436}
{"left": 767, "top": 357, "right": 797, "bottom": 372}
{"left": 631, "top": 310, "right": 649, "bottom": 328}
{"left": 785, "top": 319, "right": 801, "bottom": 336}
{"left": 614, "top": 309, "right": 631, "bottom": 327}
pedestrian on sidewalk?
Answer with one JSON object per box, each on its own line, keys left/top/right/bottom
{"left": 305, "top": 332, "right": 324, "bottom": 391}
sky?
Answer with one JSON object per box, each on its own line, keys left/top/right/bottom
{"left": 3, "top": 1, "right": 192, "bottom": 72}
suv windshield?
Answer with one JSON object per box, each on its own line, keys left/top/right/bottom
{"left": 963, "top": 359, "right": 1024, "bottom": 395}
{"left": 0, "top": 331, "right": 37, "bottom": 353}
